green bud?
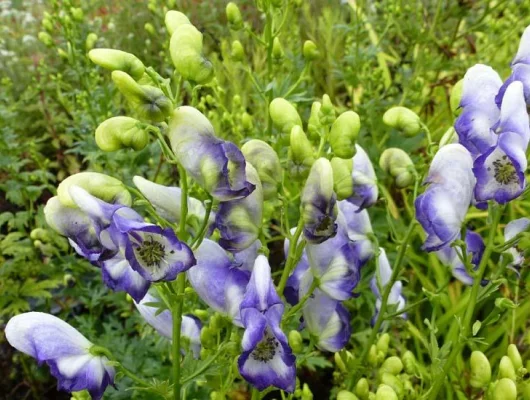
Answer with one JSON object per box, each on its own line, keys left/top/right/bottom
{"left": 241, "top": 139, "right": 281, "bottom": 200}
{"left": 288, "top": 330, "right": 303, "bottom": 353}
{"left": 329, "top": 111, "right": 360, "bottom": 159}
{"left": 71, "top": 390, "right": 91, "bottom": 400}
{"left": 111, "top": 71, "right": 172, "bottom": 122}
{"left": 70, "top": 7, "right": 83, "bottom": 21}
{"left": 355, "top": 378, "right": 370, "bottom": 399}
{"left": 57, "top": 172, "right": 131, "bottom": 208}
{"left": 289, "top": 126, "right": 315, "bottom": 179}
{"left": 302, "top": 383, "right": 313, "bottom": 400}
{"left": 379, "top": 148, "right": 415, "bottom": 189}
{"left": 58, "top": 48, "right": 69, "bottom": 60}
{"left": 319, "top": 94, "right": 336, "bottom": 125}
{"left": 308, "top": 101, "right": 323, "bottom": 138}
{"left": 169, "top": 24, "right": 214, "bottom": 84}
{"left": 193, "top": 309, "right": 209, "bottom": 320}
{"left": 231, "top": 40, "right": 245, "bottom": 62}
{"left": 450, "top": 79, "right": 463, "bottom": 116}
{"left": 380, "top": 356, "right": 403, "bottom": 375}
{"left": 493, "top": 378, "right": 517, "bottom": 400}
{"left": 200, "top": 326, "right": 216, "bottom": 348}
{"left": 402, "top": 351, "right": 417, "bottom": 375}
{"left": 269, "top": 98, "right": 302, "bottom": 133}
{"left": 30, "top": 228, "right": 51, "bottom": 242}
{"left": 439, "top": 127, "right": 457, "bottom": 147}
{"left": 89, "top": 49, "right": 145, "bottom": 80}
{"left": 38, "top": 31, "right": 54, "bottom": 47}
{"left": 368, "top": 344, "right": 379, "bottom": 366}
{"left": 331, "top": 157, "right": 353, "bottom": 200}
{"left": 495, "top": 298, "right": 517, "bottom": 310}
{"left": 380, "top": 373, "right": 404, "bottom": 399}
{"left": 376, "top": 333, "right": 390, "bottom": 357}
{"left": 375, "top": 384, "right": 398, "bottom": 400}
{"left": 144, "top": 22, "right": 156, "bottom": 36}
{"left": 85, "top": 33, "right": 98, "bottom": 51}
{"left": 95, "top": 116, "right": 148, "bottom": 152}
{"left": 499, "top": 356, "right": 517, "bottom": 381}
{"left": 507, "top": 344, "right": 523, "bottom": 371}
{"left": 337, "top": 391, "right": 359, "bottom": 400}
{"left": 272, "top": 37, "right": 284, "bottom": 61}
{"left": 226, "top": 2, "right": 243, "bottom": 30}
{"left": 241, "top": 112, "right": 253, "bottom": 130}
{"left": 303, "top": 40, "right": 319, "bottom": 61}
{"left": 165, "top": 10, "right": 191, "bottom": 36}
{"left": 382, "top": 107, "right": 422, "bottom": 137}
{"left": 335, "top": 352, "right": 347, "bottom": 373}
{"left": 42, "top": 17, "right": 53, "bottom": 32}
{"left": 469, "top": 351, "right": 491, "bottom": 388}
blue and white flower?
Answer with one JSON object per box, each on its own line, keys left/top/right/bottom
{"left": 504, "top": 218, "right": 530, "bottom": 267}
{"left": 338, "top": 200, "right": 375, "bottom": 268}
{"left": 349, "top": 144, "right": 378, "bottom": 209}
{"left": 5, "top": 312, "right": 115, "bottom": 400}
{"left": 238, "top": 256, "right": 296, "bottom": 392}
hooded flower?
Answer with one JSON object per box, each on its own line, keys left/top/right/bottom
{"left": 187, "top": 239, "right": 251, "bottom": 326}
{"left": 168, "top": 106, "right": 255, "bottom": 201}
{"left": 370, "top": 248, "right": 406, "bottom": 322}
{"left": 238, "top": 256, "right": 296, "bottom": 392}
{"left": 504, "top": 218, "right": 530, "bottom": 267}
{"left": 454, "top": 64, "right": 502, "bottom": 156}
{"left": 348, "top": 144, "right": 378, "bottom": 209}
{"left": 133, "top": 175, "right": 215, "bottom": 235}
{"left": 436, "top": 230, "right": 485, "bottom": 285}
{"left": 134, "top": 293, "right": 201, "bottom": 358}
{"left": 101, "top": 253, "right": 151, "bottom": 302}
{"left": 301, "top": 158, "right": 338, "bottom": 244}
{"left": 473, "top": 81, "right": 530, "bottom": 204}
{"left": 5, "top": 312, "right": 115, "bottom": 400}
{"left": 415, "top": 144, "right": 475, "bottom": 251}
{"left": 216, "top": 163, "right": 264, "bottom": 252}
{"left": 338, "top": 200, "right": 375, "bottom": 268}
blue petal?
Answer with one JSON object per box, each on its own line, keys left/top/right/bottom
{"left": 349, "top": 145, "right": 378, "bottom": 209}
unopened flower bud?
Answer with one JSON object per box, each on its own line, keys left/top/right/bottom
{"left": 144, "top": 22, "right": 156, "bottom": 36}
{"left": 337, "top": 391, "right": 359, "bottom": 400}
{"left": 241, "top": 139, "right": 281, "bottom": 200}
{"left": 382, "top": 107, "right": 422, "bottom": 137}
{"left": 499, "top": 356, "right": 517, "bottom": 381}
{"left": 200, "top": 326, "right": 216, "bottom": 348}
{"left": 231, "top": 40, "right": 245, "bottom": 62}
{"left": 95, "top": 116, "right": 148, "bottom": 152}
{"left": 330, "top": 111, "right": 360, "bottom": 159}
{"left": 450, "top": 79, "right": 463, "bottom": 116}
{"left": 289, "top": 126, "right": 315, "bottom": 179}
{"left": 89, "top": 49, "right": 145, "bottom": 80}
{"left": 507, "top": 344, "right": 523, "bottom": 371}
{"left": 42, "top": 17, "right": 53, "bottom": 32}
{"left": 270, "top": 98, "right": 302, "bottom": 133}
{"left": 439, "top": 127, "right": 458, "bottom": 147}
{"left": 380, "top": 356, "right": 403, "bottom": 375}
{"left": 402, "top": 351, "right": 417, "bottom": 375}
{"left": 335, "top": 352, "right": 347, "bottom": 373}
{"left": 331, "top": 157, "right": 353, "bottom": 200}
{"left": 308, "top": 101, "right": 323, "bottom": 138}
{"left": 303, "top": 40, "right": 319, "bottom": 60}
{"left": 193, "top": 309, "right": 209, "bottom": 320}
{"left": 375, "top": 384, "right": 398, "bottom": 400}
{"left": 288, "top": 330, "right": 303, "bottom": 353}
{"left": 165, "top": 10, "right": 191, "bottom": 36}
{"left": 368, "top": 344, "right": 379, "bottom": 366}
{"left": 355, "top": 378, "right": 370, "bottom": 399}
{"left": 38, "top": 31, "right": 54, "bottom": 47}
{"left": 30, "top": 228, "right": 51, "bottom": 242}
{"left": 493, "top": 378, "right": 517, "bottom": 400}
{"left": 380, "top": 373, "right": 404, "bottom": 399}
{"left": 319, "top": 94, "right": 336, "bottom": 126}
{"left": 112, "top": 71, "right": 172, "bottom": 122}
{"left": 85, "top": 33, "right": 98, "bottom": 51}
{"left": 272, "top": 37, "right": 284, "bottom": 61}
{"left": 379, "top": 148, "right": 415, "bottom": 188}
{"left": 302, "top": 383, "right": 313, "bottom": 400}
{"left": 226, "top": 2, "right": 243, "bottom": 30}
{"left": 470, "top": 351, "right": 491, "bottom": 388}
{"left": 241, "top": 112, "right": 253, "bottom": 130}
{"left": 495, "top": 298, "right": 517, "bottom": 310}
{"left": 58, "top": 48, "right": 69, "bottom": 60}
{"left": 376, "top": 333, "right": 390, "bottom": 357}
{"left": 70, "top": 7, "right": 83, "bottom": 21}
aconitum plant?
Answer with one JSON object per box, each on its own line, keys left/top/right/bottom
{"left": 7, "top": 3, "right": 530, "bottom": 400}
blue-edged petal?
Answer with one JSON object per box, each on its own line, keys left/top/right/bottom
{"left": 101, "top": 253, "right": 150, "bottom": 302}
{"left": 5, "top": 312, "right": 115, "bottom": 400}
{"left": 349, "top": 144, "right": 378, "bottom": 209}
{"left": 504, "top": 218, "right": 530, "bottom": 267}
{"left": 371, "top": 249, "right": 406, "bottom": 321}
{"left": 232, "top": 240, "right": 262, "bottom": 272}
{"left": 338, "top": 200, "right": 375, "bottom": 267}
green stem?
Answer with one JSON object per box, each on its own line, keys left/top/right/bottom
{"left": 172, "top": 273, "right": 186, "bottom": 400}
{"left": 277, "top": 219, "right": 305, "bottom": 294}
{"left": 251, "top": 388, "right": 261, "bottom": 400}
{"left": 283, "top": 279, "right": 319, "bottom": 323}
{"left": 428, "top": 205, "right": 502, "bottom": 400}
{"left": 118, "top": 364, "right": 151, "bottom": 388}
{"left": 191, "top": 197, "right": 214, "bottom": 249}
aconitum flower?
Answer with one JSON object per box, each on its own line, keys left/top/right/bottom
{"left": 301, "top": 158, "right": 338, "bottom": 244}
{"left": 187, "top": 239, "right": 251, "bottom": 326}
{"left": 436, "top": 230, "right": 485, "bottom": 285}
{"left": 133, "top": 175, "right": 215, "bottom": 235}
{"left": 101, "top": 253, "right": 150, "bottom": 302}
{"left": 371, "top": 248, "right": 406, "bottom": 322}
{"left": 473, "top": 81, "right": 530, "bottom": 204}
{"left": 5, "top": 312, "right": 115, "bottom": 400}
{"left": 454, "top": 64, "right": 502, "bottom": 156}
{"left": 338, "top": 200, "right": 375, "bottom": 268}
{"left": 415, "top": 144, "right": 475, "bottom": 251}
{"left": 135, "top": 293, "right": 201, "bottom": 358}
{"left": 216, "top": 163, "right": 264, "bottom": 252}
{"left": 504, "top": 218, "right": 530, "bottom": 267}
{"left": 168, "top": 106, "right": 255, "bottom": 201}
{"left": 238, "top": 256, "right": 296, "bottom": 392}
{"left": 349, "top": 144, "right": 378, "bottom": 209}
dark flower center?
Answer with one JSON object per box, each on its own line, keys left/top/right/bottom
{"left": 491, "top": 156, "right": 517, "bottom": 185}
{"left": 316, "top": 216, "right": 333, "bottom": 233}
{"left": 137, "top": 237, "right": 165, "bottom": 267}
{"left": 251, "top": 331, "right": 279, "bottom": 362}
